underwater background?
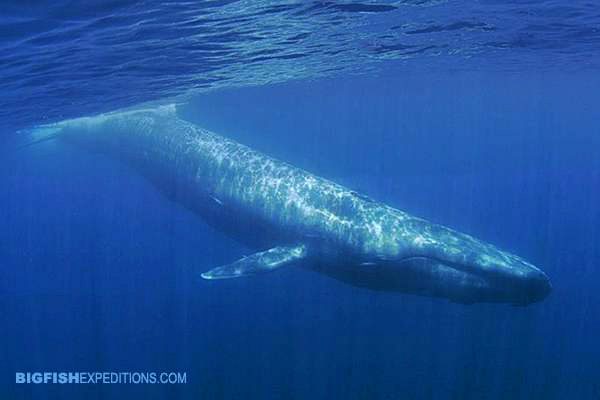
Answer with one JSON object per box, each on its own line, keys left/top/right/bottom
{"left": 1, "top": 1, "right": 600, "bottom": 399}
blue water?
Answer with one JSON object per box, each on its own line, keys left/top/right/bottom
{"left": 1, "top": 1, "right": 600, "bottom": 399}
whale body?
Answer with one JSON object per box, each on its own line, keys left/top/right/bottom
{"left": 31, "top": 104, "right": 551, "bottom": 305}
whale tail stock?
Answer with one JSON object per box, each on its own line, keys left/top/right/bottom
{"left": 15, "top": 124, "right": 64, "bottom": 151}
{"left": 13, "top": 101, "right": 183, "bottom": 152}
{"left": 201, "top": 245, "right": 307, "bottom": 280}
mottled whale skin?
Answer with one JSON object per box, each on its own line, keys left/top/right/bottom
{"left": 39, "top": 104, "right": 551, "bottom": 305}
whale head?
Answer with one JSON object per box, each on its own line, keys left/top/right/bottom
{"left": 349, "top": 216, "right": 551, "bottom": 305}
{"left": 384, "top": 219, "right": 552, "bottom": 305}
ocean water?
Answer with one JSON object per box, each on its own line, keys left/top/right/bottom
{"left": 1, "top": 1, "right": 600, "bottom": 399}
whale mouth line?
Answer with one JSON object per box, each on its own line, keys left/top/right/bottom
{"left": 397, "top": 255, "right": 479, "bottom": 276}
{"left": 396, "top": 255, "right": 500, "bottom": 288}
{"left": 395, "top": 255, "right": 551, "bottom": 305}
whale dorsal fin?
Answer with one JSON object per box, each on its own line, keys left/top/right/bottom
{"left": 201, "top": 245, "right": 307, "bottom": 280}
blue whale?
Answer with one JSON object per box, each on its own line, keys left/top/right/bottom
{"left": 30, "top": 104, "right": 551, "bottom": 305}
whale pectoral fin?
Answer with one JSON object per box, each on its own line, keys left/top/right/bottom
{"left": 201, "top": 245, "right": 307, "bottom": 280}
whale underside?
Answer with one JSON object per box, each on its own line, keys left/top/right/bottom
{"left": 24, "top": 104, "right": 552, "bottom": 305}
